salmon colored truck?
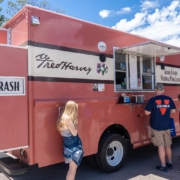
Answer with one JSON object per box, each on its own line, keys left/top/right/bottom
{"left": 0, "top": 5, "right": 180, "bottom": 175}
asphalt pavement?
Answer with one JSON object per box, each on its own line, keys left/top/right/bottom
{"left": 1, "top": 137, "right": 180, "bottom": 180}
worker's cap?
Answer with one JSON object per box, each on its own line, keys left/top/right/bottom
{"left": 155, "top": 83, "right": 164, "bottom": 91}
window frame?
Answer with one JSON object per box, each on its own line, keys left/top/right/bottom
{"left": 114, "top": 48, "right": 156, "bottom": 92}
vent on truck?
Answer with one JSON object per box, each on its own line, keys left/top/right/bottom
{"left": 0, "top": 152, "right": 29, "bottom": 176}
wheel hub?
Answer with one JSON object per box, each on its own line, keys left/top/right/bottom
{"left": 107, "top": 147, "right": 114, "bottom": 156}
{"left": 106, "top": 140, "right": 123, "bottom": 167}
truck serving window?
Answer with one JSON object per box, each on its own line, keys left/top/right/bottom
{"left": 115, "top": 52, "right": 155, "bottom": 91}
{"left": 114, "top": 41, "right": 180, "bottom": 92}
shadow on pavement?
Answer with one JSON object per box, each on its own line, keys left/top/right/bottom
{"left": 3, "top": 136, "right": 180, "bottom": 180}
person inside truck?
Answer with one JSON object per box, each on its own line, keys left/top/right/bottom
{"left": 144, "top": 83, "right": 176, "bottom": 172}
{"left": 57, "top": 101, "right": 84, "bottom": 180}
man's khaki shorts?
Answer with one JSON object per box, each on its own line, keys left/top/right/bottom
{"left": 151, "top": 128, "right": 172, "bottom": 147}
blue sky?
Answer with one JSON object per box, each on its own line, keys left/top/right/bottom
{"left": 1, "top": 0, "right": 180, "bottom": 47}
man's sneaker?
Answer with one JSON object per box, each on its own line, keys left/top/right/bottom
{"left": 156, "top": 165, "right": 168, "bottom": 172}
{"left": 166, "top": 163, "right": 173, "bottom": 169}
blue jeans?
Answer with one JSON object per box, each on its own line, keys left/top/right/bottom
{"left": 63, "top": 135, "right": 84, "bottom": 166}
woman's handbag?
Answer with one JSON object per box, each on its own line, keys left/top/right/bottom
{"left": 170, "top": 118, "right": 176, "bottom": 137}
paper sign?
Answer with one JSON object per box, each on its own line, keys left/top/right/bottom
{"left": 129, "top": 55, "right": 138, "bottom": 89}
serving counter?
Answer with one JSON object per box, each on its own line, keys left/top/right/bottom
{"left": 116, "top": 102, "right": 147, "bottom": 113}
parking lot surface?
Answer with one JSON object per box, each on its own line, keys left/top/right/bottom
{"left": 1, "top": 137, "right": 180, "bottom": 180}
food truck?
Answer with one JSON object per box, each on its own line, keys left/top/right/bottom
{"left": 0, "top": 5, "right": 180, "bottom": 175}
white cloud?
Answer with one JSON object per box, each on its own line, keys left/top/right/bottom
{"left": 112, "top": 0, "right": 180, "bottom": 47}
{"left": 168, "top": 0, "right": 180, "bottom": 11}
{"left": 141, "top": 0, "right": 159, "bottom": 11}
{"left": 121, "top": 7, "right": 131, "bottom": 13}
{"left": 165, "top": 36, "right": 180, "bottom": 45}
{"left": 99, "top": 7, "right": 131, "bottom": 18}
{"left": 112, "top": 12, "right": 147, "bottom": 31}
{"left": 99, "top": 10, "right": 111, "bottom": 18}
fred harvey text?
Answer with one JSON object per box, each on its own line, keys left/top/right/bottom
{"left": 35, "top": 54, "right": 92, "bottom": 75}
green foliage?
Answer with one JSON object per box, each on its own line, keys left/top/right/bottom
{"left": 0, "top": 0, "right": 5, "bottom": 26}
{"left": 7, "top": 0, "right": 63, "bottom": 17}
{"left": 0, "top": 0, "right": 63, "bottom": 27}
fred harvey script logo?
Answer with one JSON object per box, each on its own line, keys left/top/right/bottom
{"left": 35, "top": 54, "right": 92, "bottom": 75}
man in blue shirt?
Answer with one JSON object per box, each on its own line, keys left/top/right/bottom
{"left": 145, "top": 83, "right": 176, "bottom": 172}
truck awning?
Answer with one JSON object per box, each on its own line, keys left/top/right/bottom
{"left": 115, "top": 41, "right": 180, "bottom": 57}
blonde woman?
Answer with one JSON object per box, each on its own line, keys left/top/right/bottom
{"left": 57, "top": 101, "right": 84, "bottom": 180}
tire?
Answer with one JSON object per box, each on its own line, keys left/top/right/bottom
{"left": 95, "top": 133, "right": 127, "bottom": 173}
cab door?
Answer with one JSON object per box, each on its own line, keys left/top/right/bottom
{"left": 0, "top": 45, "right": 28, "bottom": 151}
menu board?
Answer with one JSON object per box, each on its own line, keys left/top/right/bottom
{"left": 129, "top": 55, "right": 138, "bottom": 89}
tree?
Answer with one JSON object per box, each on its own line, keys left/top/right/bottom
{"left": 7, "top": 0, "right": 63, "bottom": 17}
{"left": 0, "top": 0, "right": 5, "bottom": 26}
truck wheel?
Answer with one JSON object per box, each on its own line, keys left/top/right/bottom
{"left": 95, "top": 133, "right": 127, "bottom": 173}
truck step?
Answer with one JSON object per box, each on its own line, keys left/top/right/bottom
{"left": 0, "top": 152, "right": 29, "bottom": 176}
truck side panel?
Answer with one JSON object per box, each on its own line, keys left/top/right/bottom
{"left": 0, "top": 29, "right": 8, "bottom": 44}
{"left": 0, "top": 46, "right": 28, "bottom": 150}
{"left": 27, "top": 7, "right": 148, "bottom": 55}
{"left": 3, "top": 8, "right": 28, "bottom": 46}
